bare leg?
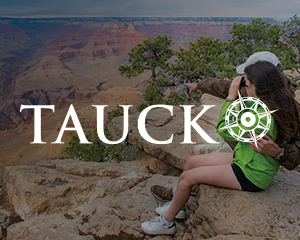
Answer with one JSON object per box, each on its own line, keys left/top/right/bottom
{"left": 163, "top": 164, "right": 241, "bottom": 222}
{"left": 184, "top": 152, "right": 234, "bottom": 171}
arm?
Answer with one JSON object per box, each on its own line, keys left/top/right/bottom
{"left": 184, "top": 78, "right": 231, "bottom": 99}
{"left": 279, "top": 137, "right": 300, "bottom": 170}
{"left": 249, "top": 135, "right": 300, "bottom": 170}
{"left": 197, "top": 78, "right": 231, "bottom": 99}
{"left": 248, "top": 134, "right": 281, "bottom": 157}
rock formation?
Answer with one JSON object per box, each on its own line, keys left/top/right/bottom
{"left": 0, "top": 17, "right": 290, "bottom": 179}
{"left": 1, "top": 93, "right": 300, "bottom": 239}
{"left": 2, "top": 158, "right": 300, "bottom": 239}
{"left": 0, "top": 17, "right": 299, "bottom": 239}
{"left": 3, "top": 159, "right": 182, "bottom": 240}
{"left": 0, "top": 19, "right": 147, "bottom": 131}
{"left": 0, "top": 17, "right": 280, "bottom": 131}
{"left": 108, "top": 94, "right": 224, "bottom": 169}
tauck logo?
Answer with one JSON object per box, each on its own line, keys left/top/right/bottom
{"left": 221, "top": 92, "right": 277, "bottom": 148}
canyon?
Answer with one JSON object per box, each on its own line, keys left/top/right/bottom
{"left": 1, "top": 16, "right": 300, "bottom": 240}
{"left": 0, "top": 17, "right": 280, "bottom": 177}
{"left": 1, "top": 94, "right": 300, "bottom": 240}
{"left": 0, "top": 17, "right": 279, "bottom": 130}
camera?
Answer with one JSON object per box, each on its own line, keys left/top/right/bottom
{"left": 240, "top": 76, "right": 246, "bottom": 89}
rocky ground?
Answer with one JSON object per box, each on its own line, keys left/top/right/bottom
{"left": 1, "top": 93, "right": 300, "bottom": 239}
{"left": 0, "top": 183, "right": 22, "bottom": 239}
{"left": 1, "top": 158, "right": 300, "bottom": 240}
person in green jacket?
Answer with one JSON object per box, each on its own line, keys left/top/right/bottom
{"left": 141, "top": 60, "right": 300, "bottom": 235}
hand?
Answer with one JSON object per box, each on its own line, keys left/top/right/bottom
{"left": 248, "top": 133, "right": 282, "bottom": 157}
{"left": 227, "top": 76, "right": 243, "bottom": 100}
{"left": 184, "top": 83, "right": 198, "bottom": 94}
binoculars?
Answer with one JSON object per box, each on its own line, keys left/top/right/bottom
{"left": 240, "top": 76, "right": 246, "bottom": 89}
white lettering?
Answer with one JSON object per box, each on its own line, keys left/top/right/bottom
{"left": 52, "top": 104, "right": 91, "bottom": 144}
{"left": 180, "top": 105, "right": 219, "bottom": 144}
{"left": 20, "top": 105, "right": 55, "bottom": 144}
{"left": 93, "top": 105, "right": 132, "bottom": 144}
{"left": 21, "top": 104, "right": 219, "bottom": 145}
{"left": 138, "top": 105, "right": 173, "bottom": 144}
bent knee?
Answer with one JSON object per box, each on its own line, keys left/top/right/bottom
{"left": 178, "top": 172, "right": 195, "bottom": 188}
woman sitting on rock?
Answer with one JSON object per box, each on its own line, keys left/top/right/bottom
{"left": 141, "top": 61, "right": 300, "bottom": 235}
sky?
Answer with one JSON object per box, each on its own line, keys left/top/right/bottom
{"left": 0, "top": 0, "right": 299, "bottom": 21}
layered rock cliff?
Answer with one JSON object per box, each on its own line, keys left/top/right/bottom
{"left": 0, "top": 17, "right": 279, "bottom": 131}
{"left": 0, "top": 19, "right": 147, "bottom": 131}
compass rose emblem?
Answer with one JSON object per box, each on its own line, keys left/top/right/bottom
{"left": 221, "top": 92, "right": 277, "bottom": 148}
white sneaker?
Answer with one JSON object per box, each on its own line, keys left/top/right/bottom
{"left": 155, "top": 202, "right": 187, "bottom": 219}
{"left": 141, "top": 216, "right": 176, "bottom": 235}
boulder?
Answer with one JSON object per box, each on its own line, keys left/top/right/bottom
{"left": 108, "top": 94, "right": 222, "bottom": 169}
{"left": 191, "top": 168, "right": 300, "bottom": 240}
{"left": 4, "top": 159, "right": 150, "bottom": 220}
{"left": 198, "top": 94, "right": 224, "bottom": 127}
{"left": 109, "top": 106, "right": 190, "bottom": 169}
{"left": 4, "top": 158, "right": 300, "bottom": 240}
{"left": 136, "top": 150, "right": 179, "bottom": 175}
{"left": 4, "top": 159, "right": 186, "bottom": 240}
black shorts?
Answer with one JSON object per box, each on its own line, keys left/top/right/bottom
{"left": 231, "top": 163, "right": 263, "bottom": 192}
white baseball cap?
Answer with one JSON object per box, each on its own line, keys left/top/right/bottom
{"left": 236, "top": 51, "right": 281, "bottom": 74}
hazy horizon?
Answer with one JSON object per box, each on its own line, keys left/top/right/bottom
{"left": 0, "top": 15, "right": 291, "bottom": 23}
{"left": 0, "top": 0, "right": 299, "bottom": 22}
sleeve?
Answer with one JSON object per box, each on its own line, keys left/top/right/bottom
{"left": 216, "top": 101, "right": 239, "bottom": 141}
{"left": 197, "top": 78, "right": 231, "bottom": 99}
{"left": 277, "top": 136, "right": 300, "bottom": 170}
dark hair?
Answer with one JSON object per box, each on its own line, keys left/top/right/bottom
{"left": 244, "top": 61, "right": 300, "bottom": 145}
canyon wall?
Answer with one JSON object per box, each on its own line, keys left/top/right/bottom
{"left": 0, "top": 17, "right": 280, "bottom": 175}
{"left": 0, "top": 17, "right": 279, "bottom": 130}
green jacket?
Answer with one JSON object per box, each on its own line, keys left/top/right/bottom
{"left": 198, "top": 77, "right": 300, "bottom": 171}
{"left": 217, "top": 101, "right": 280, "bottom": 190}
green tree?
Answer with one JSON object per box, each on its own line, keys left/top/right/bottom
{"left": 135, "top": 79, "right": 165, "bottom": 111}
{"left": 280, "top": 14, "right": 300, "bottom": 72}
{"left": 61, "top": 108, "right": 138, "bottom": 163}
{"left": 169, "top": 36, "right": 235, "bottom": 82}
{"left": 118, "top": 35, "right": 174, "bottom": 84}
{"left": 144, "top": 82, "right": 165, "bottom": 104}
{"left": 228, "top": 18, "right": 283, "bottom": 65}
{"left": 62, "top": 131, "right": 108, "bottom": 162}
